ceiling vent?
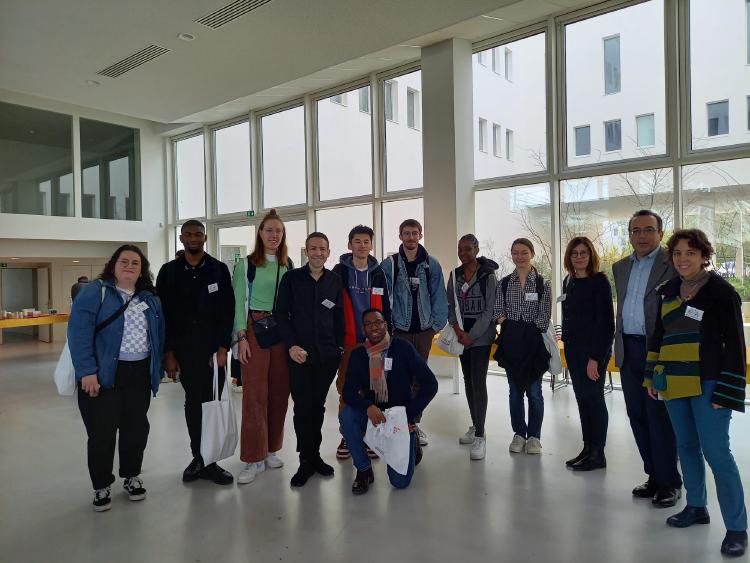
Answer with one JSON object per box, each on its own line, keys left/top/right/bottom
{"left": 195, "top": 0, "right": 273, "bottom": 29}
{"left": 96, "top": 45, "right": 171, "bottom": 78}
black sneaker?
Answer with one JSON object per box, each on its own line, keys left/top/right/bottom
{"left": 93, "top": 486, "right": 111, "bottom": 512}
{"left": 123, "top": 476, "right": 147, "bottom": 501}
{"left": 311, "top": 456, "right": 335, "bottom": 477}
{"left": 290, "top": 462, "right": 317, "bottom": 487}
{"left": 352, "top": 468, "right": 374, "bottom": 495}
{"left": 200, "top": 462, "right": 234, "bottom": 485}
{"left": 182, "top": 456, "right": 204, "bottom": 482}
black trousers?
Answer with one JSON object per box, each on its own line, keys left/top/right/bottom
{"left": 177, "top": 350, "right": 225, "bottom": 459}
{"left": 620, "top": 334, "right": 682, "bottom": 489}
{"left": 77, "top": 358, "right": 152, "bottom": 490}
{"left": 288, "top": 352, "right": 339, "bottom": 460}
{"left": 459, "top": 345, "right": 491, "bottom": 437}
{"left": 565, "top": 344, "right": 609, "bottom": 448}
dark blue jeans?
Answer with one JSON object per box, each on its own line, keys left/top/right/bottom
{"left": 508, "top": 377, "right": 544, "bottom": 439}
{"left": 566, "top": 344, "right": 609, "bottom": 448}
{"left": 620, "top": 334, "right": 682, "bottom": 489}
{"left": 339, "top": 405, "right": 416, "bottom": 489}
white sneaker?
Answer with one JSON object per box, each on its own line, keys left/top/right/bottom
{"left": 459, "top": 426, "right": 476, "bottom": 445}
{"left": 264, "top": 452, "right": 284, "bottom": 469}
{"left": 470, "top": 436, "right": 486, "bottom": 460}
{"left": 509, "top": 434, "right": 526, "bottom": 453}
{"left": 526, "top": 437, "right": 542, "bottom": 455}
{"left": 237, "top": 461, "right": 265, "bottom": 484}
{"left": 416, "top": 426, "right": 428, "bottom": 446}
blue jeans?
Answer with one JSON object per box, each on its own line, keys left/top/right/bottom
{"left": 508, "top": 377, "right": 544, "bottom": 439}
{"left": 339, "top": 405, "right": 416, "bottom": 489}
{"left": 665, "top": 380, "right": 747, "bottom": 532}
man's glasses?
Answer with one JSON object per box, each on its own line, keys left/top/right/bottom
{"left": 629, "top": 227, "right": 658, "bottom": 236}
{"left": 363, "top": 319, "right": 386, "bottom": 328}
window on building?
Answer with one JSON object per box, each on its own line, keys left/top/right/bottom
{"left": 493, "top": 124, "right": 502, "bottom": 157}
{"left": 477, "top": 50, "right": 487, "bottom": 66}
{"left": 359, "top": 87, "right": 370, "bottom": 114}
{"left": 315, "top": 204, "right": 373, "bottom": 268}
{"left": 382, "top": 198, "right": 424, "bottom": 257}
{"left": 603, "top": 35, "right": 621, "bottom": 95}
{"left": 747, "top": 0, "right": 750, "bottom": 64}
{"left": 574, "top": 125, "right": 591, "bottom": 156}
{"left": 385, "top": 70, "right": 423, "bottom": 192}
{"left": 504, "top": 48, "right": 513, "bottom": 81}
{"left": 175, "top": 134, "right": 206, "bottom": 219}
{"left": 407, "top": 88, "right": 420, "bottom": 130}
{"left": 214, "top": 121, "right": 251, "bottom": 215}
{"left": 707, "top": 101, "right": 729, "bottom": 136}
{"left": 330, "top": 93, "right": 347, "bottom": 106}
{"left": 636, "top": 114, "right": 656, "bottom": 147}
{"left": 261, "top": 106, "right": 306, "bottom": 208}
{"left": 317, "top": 86, "right": 373, "bottom": 200}
{"left": 604, "top": 119, "right": 622, "bottom": 151}
{"left": 478, "top": 118, "right": 488, "bottom": 153}
{"left": 492, "top": 47, "right": 501, "bottom": 73}
{"left": 384, "top": 80, "right": 398, "bottom": 123}
{"left": 506, "top": 129, "right": 514, "bottom": 160}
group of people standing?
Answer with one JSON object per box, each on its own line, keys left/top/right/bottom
{"left": 66, "top": 207, "right": 747, "bottom": 557}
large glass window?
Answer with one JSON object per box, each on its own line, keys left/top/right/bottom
{"left": 214, "top": 121, "right": 251, "bottom": 215}
{"left": 560, "top": 168, "right": 674, "bottom": 284}
{"left": 80, "top": 118, "right": 140, "bottom": 220}
{"left": 636, "top": 114, "right": 656, "bottom": 147}
{"left": 175, "top": 134, "right": 206, "bottom": 219}
{"left": 604, "top": 119, "right": 622, "bottom": 151}
{"left": 0, "top": 102, "right": 73, "bottom": 217}
{"left": 284, "top": 219, "right": 309, "bottom": 267}
{"left": 566, "top": 0, "right": 666, "bottom": 165}
{"left": 690, "top": 0, "right": 749, "bottom": 150}
{"left": 217, "top": 224, "right": 255, "bottom": 273}
{"left": 315, "top": 204, "right": 373, "bottom": 268}
{"left": 384, "top": 80, "right": 398, "bottom": 123}
{"left": 473, "top": 33, "right": 547, "bottom": 179}
{"left": 261, "top": 106, "right": 306, "bottom": 208}
{"left": 574, "top": 125, "right": 591, "bottom": 156}
{"left": 382, "top": 198, "right": 424, "bottom": 257}
{"left": 478, "top": 118, "right": 488, "bottom": 153}
{"left": 317, "top": 87, "right": 373, "bottom": 201}
{"left": 475, "top": 184, "right": 552, "bottom": 279}
{"left": 385, "top": 70, "right": 423, "bottom": 192}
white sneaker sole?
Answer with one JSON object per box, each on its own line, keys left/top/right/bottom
{"left": 526, "top": 448, "right": 542, "bottom": 455}
{"left": 237, "top": 464, "right": 265, "bottom": 484}
{"left": 470, "top": 450, "right": 486, "bottom": 460}
{"left": 265, "top": 459, "right": 284, "bottom": 469}
{"left": 509, "top": 443, "right": 526, "bottom": 453}
{"left": 459, "top": 436, "right": 475, "bottom": 445}
{"left": 93, "top": 502, "right": 111, "bottom": 512}
{"left": 126, "top": 492, "right": 146, "bottom": 501}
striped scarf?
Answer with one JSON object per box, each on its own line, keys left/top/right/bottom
{"left": 364, "top": 332, "right": 390, "bottom": 403}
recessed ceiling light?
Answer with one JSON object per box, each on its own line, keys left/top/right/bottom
{"left": 72, "top": 260, "right": 80, "bottom": 263}
{"left": 85, "top": 80, "right": 100, "bottom": 86}
{"left": 178, "top": 32, "right": 196, "bottom": 41}
{"left": 397, "top": 44, "right": 421, "bottom": 48}
{"left": 481, "top": 15, "right": 504, "bottom": 21}
{"left": 10, "top": 257, "right": 19, "bottom": 260}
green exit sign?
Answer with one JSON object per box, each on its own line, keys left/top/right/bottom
{"left": 246, "top": 210, "right": 255, "bottom": 217}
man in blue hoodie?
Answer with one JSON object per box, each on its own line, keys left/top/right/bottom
{"left": 381, "top": 219, "right": 448, "bottom": 447}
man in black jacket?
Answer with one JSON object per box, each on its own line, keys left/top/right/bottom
{"left": 156, "top": 219, "right": 235, "bottom": 485}
{"left": 276, "top": 232, "right": 345, "bottom": 487}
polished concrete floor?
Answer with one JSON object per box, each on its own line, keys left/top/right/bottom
{"left": 1, "top": 340, "right": 748, "bottom": 563}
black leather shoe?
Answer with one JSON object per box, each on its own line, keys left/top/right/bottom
{"left": 566, "top": 444, "right": 591, "bottom": 467}
{"left": 721, "top": 531, "right": 748, "bottom": 557}
{"left": 352, "top": 468, "right": 374, "bottom": 495}
{"left": 666, "top": 505, "right": 710, "bottom": 528}
{"left": 415, "top": 440, "right": 423, "bottom": 466}
{"left": 311, "top": 456, "right": 334, "bottom": 477}
{"left": 652, "top": 487, "right": 681, "bottom": 508}
{"left": 632, "top": 478, "right": 658, "bottom": 498}
{"left": 571, "top": 448, "right": 606, "bottom": 471}
{"left": 290, "top": 462, "right": 317, "bottom": 487}
{"left": 200, "top": 463, "right": 234, "bottom": 485}
{"left": 182, "top": 456, "right": 204, "bottom": 482}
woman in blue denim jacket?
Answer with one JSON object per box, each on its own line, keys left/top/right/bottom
{"left": 68, "top": 244, "right": 165, "bottom": 512}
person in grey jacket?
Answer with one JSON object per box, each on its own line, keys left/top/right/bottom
{"left": 447, "top": 234, "right": 499, "bottom": 461}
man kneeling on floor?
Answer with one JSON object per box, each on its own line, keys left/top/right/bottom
{"left": 339, "top": 308, "right": 438, "bottom": 494}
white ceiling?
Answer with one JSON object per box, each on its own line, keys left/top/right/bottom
{"left": 0, "top": 0, "right": 596, "bottom": 126}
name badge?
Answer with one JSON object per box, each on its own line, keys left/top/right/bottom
{"left": 133, "top": 301, "right": 149, "bottom": 313}
{"left": 410, "top": 277, "right": 421, "bottom": 286}
{"left": 384, "top": 357, "right": 393, "bottom": 371}
{"left": 208, "top": 283, "right": 218, "bottom": 294}
{"left": 372, "top": 287, "right": 384, "bottom": 296}
{"left": 685, "top": 305, "right": 704, "bottom": 322}
{"left": 461, "top": 282, "right": 470, "bottom": 293}
{"left": 556, "top": 294, "right": 566, "bottom": 303}
{"left": 525, "top": 292, "right": 538, "bottom": 302}
{"left": 321, "top": 299, "right": 335, "bottom": 309}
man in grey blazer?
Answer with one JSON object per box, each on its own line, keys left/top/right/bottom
{"left": 613, "top": 210, "right": 682, "bottom": 508}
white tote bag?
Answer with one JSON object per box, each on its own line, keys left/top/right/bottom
{"left": 543, "top": 324, "right": 563, "bottom": 376}
{"left": 436, "top": 272, "right": 465, "bottom": 356}
{"left": 200, "top": 354, "right": 239, "bottom": 465}
{"left": 54, "top": 341, "right": 76, "bottom": 396}
{"left": 364, "top": 406, "right": 411, "bottom": 476}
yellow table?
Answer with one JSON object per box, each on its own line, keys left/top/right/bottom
{"left": 0, "top": 314, "right": 69, "bottom": 329}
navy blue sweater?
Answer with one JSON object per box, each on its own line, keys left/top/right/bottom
{"left": 343, "top": 338, "right": 438, "bottom": 422}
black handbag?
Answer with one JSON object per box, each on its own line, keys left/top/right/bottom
{"left": 251, "top": 262, "right": 282, "bottom": 349}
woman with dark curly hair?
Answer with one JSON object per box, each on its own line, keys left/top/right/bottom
{"left": 646, "top": 229, "right": 747, "bottom": 557}
{"left": 68, "top": 244, "right": 165, "bottom": 512}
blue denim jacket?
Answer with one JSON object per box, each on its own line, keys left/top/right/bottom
{"left": 68, "top": 280, "right": 165, "bottom": 395}
{"left": 382, "top": 249, "right": 448, "bottom": 333}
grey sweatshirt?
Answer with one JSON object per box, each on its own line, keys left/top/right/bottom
{"left": 447, "top": 257, "right": 499, "bottom": 348}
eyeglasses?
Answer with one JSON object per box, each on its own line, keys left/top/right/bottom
{"left": 630, "top": 227, "right": 658, "bottom": 236}
{"left": 570, "top": 251, "right": 589, "bottom": 258}
{"left": 363, "top": 320, "right": 386, "bottom": 328}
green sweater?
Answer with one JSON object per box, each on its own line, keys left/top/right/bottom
{"left": 231, "top": 257, "right": 288, "bottom": 333}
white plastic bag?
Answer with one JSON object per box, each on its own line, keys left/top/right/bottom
{"left": 54, "top": 341, "right": 76, "bottom": 396}
{"left": 543, "top": 324, "right": 563, "bottom": 376}
{"left": 364, "top": 406, "right": 411, "bottom": 476}
{"left": 200, "top": 354, "right": 239, "bottom": 465}
{"left": 436, "top": 271, "right": 464, "bottom": 356}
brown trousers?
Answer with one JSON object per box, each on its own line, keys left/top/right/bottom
{"left": 240, "top": 312, "right": 290, "bottom": 463}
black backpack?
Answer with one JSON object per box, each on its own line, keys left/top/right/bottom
{"left": 500, "top": 272, "right": 545, "bottom": 303}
